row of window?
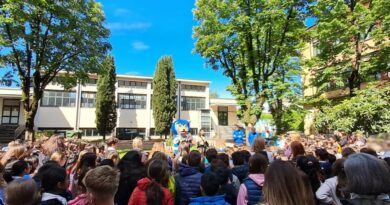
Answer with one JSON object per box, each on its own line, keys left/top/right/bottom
{"left": 41, "top": 91, "right": 76, "bottom": 107}
{"left": 52, "top": 78, "right": 207, "bottom": 92}
{"left": 181, "top": 84, "right": 206, "bottom": 92}
{"left": 118, "top": 80, "right": 148, "bottom": 88}
{"left": 41, "top": 91, "right": 206, "bottom": 110}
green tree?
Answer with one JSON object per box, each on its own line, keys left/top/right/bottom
{"left": 306, "top": 0, "right": 390, "bottom": 97}
{"left": 152, "top": 56, "right": 177, "bottom": 138}
{"left": 315, "top": 83, "right": 390, "bottom": 134}
{"left": 267, "top": 59, "right": 303, "bottom": 133}
{"left": 0, "top": 0, "right": 110, "bottom": 140}
{"left": 95, "top": 55, "right": 117, "bottom": 141}
{"left": 193, "top": 0, "right": 311, "bottom": 125}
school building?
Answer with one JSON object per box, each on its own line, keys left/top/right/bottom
{"left": 0, "top": 74, "right": 240, "bottom": 142}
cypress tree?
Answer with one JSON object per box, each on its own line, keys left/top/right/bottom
{"left": 95, "top": 55, "right": 117, "bottom": 141}
{"left": 152, "top": 56, "right": 177, "bottom": 138}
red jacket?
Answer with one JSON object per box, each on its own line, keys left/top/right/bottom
{"left": 128, "top": 177, "right": 174, "bottom": 205}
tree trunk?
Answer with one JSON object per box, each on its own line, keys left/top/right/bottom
{"left": 102, "top": 133, "right": 106, "bottom": 141}
{"left": 22, "top": 78, "right": 42, "bottom": 142}
{"left": 24, "top": 108, "right": 37, "bottom": 141}
{"left": 270, "top": 99, "right": 284, "bottom": 135}
{"left": 349, "top": 33, "right": 362, "bottom": 97}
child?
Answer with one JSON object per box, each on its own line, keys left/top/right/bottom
{"left": 11, "top": 160, "right": 31, "bottom": 180}
{"left": 40, "top": 166, "right": 69, "bottom": 205}
{"left": 237, "top": 153, "right": 268, "bottom": 205}
{"left": 189, "top": 172, "right": 229, "bottom": 205}
{"left": 83, "top": 165, "right": 120, "bottom": 205}
{"left": 175, "top": 151, "right": 204, "bottom": 205}
{"left": 5, "top": 179, "right": 40, "bottom": 205}
{"left": 231, "top": 151, "right": 248, "bottom": 183}
{"left": 128, "top": 159, "right": 174, "bottom": 205}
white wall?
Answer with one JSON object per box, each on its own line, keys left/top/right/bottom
{"left": 117, "top": 109, "right": 149, "bottom": 128}
{"left": 36, "top": 107, "right": 76, "bottom": 128}
{"left": 79, "top": 108, "right": 96, "bottom": 128}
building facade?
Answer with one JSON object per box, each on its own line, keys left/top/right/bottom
{"left": 302, "top": 37, "right": 390, "bottom": 135}
{"left": 0, "top": 74, "right": 239, "bottom": 141}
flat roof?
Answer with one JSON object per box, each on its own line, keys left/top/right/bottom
{"left": 55, "top": 71, "right": 211, "bottom": 84}
{"left": 210, "top": 98, "right": 238, "bottom": 106}
{"left": 116, "top": 74, "right": 211, "bottom": 84}
{"left": 0, "top": 88, "right": 22, "bottom": 98}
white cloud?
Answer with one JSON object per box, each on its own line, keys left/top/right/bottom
{"left": 106, "top": 22, "right": 151, "bottom": 31}
{"left": 113, "top": 8, "right": 130, "bottom": 16}
{"left": 132, "top": 41, "right": 150, "bottom": 51}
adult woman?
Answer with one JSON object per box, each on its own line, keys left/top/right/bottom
{"left": 115, "top": 151, "right": 145, "bottom": 205}
{"left": 128, "top": 159, "right": 174, "bottom": 205}
{"left": 264, "top": 160, "right": 315, "bottom": 205}
{"left": 344, "top": 153, "right": 390, "bottom": 204}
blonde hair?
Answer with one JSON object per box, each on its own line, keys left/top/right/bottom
{"left": 50, "top": 151, "right": 66, "bottom": 163}
{"left": 6, "top": 179, "right": 40, "bottom": 205}
{"left": 132, "top": 137, "right": 143, "bottom": 149}
{"left": 149, "top": 142, "right": 165, "bottom": 159}
{"left": 83, "top": 165, "right": 120, "bottom": 200}
{"left": 1, "top": 144, "right": 26, "bottom": 166}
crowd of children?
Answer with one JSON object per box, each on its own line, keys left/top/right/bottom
{"left": 0, "top": 132, "right": 389, "bottom": 205}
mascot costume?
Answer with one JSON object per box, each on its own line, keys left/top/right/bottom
{"left": 171, "top": 119, "right": 190, "bottom": 155}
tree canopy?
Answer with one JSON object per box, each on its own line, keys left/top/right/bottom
{"left": 315, "top": 83, "right": 390, "bottom": 134}
{"left": 305, "top": 0, "right": 390, "bottom": 97}
{"left": 193, "top": 0, "right": 311, "bottom": 127}
{"left": 0, "top": 0, "right": 110, "bottom": 140}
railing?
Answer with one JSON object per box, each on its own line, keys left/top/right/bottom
{"left": 14, "top": 125, "right": 26, "bottom": 140}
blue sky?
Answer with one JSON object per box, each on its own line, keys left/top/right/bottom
{"left": 97, "top": 0, "right": 232, "bottom": 98}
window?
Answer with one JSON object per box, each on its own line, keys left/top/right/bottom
{"left": 86, "top": 79, "right": 97, "bottom": 85}
{"left": 81, "top": 92, "right": 96, "bottom": 108}
{"left": 118, "top": 80, "right": 147, "bottom": 88}
{"left": 313, "top": 42, "right": 321, "bottom": 56}
{"left": 41, "top": 91, "right": 76, "bottom": 107}
{"left": 81, "top": 128, "right": 99, "bottom": 137}
{"left": 190, "top": 128, "right": 198, "bottom": 136}
{"left": 118, "top": 94, "right": 147, "bottom": 109}
{"left": 2, "top": 100, "right": 20, "bottom": 124}
{"left": 181, "top": 96, "right": 205, "bottom": 111}
{"left": 117, "top": 128, "right": 145, "bottom": 140}
{"left": 181, "top": 84, "right": 206, "bottom": 92}
{"left": 201, "top": 109, "right": 211, "bottom": 137}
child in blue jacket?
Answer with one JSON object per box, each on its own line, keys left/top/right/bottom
{"left": 189, "top": 172, "right": 230, "bottom": 205}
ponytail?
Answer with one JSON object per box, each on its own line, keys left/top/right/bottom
{"left": 146, "top": 180, "right": 163, "bottom": 205}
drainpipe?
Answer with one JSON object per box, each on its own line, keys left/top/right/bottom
{"left": 75, "top": 81, "right": 81, "bottom": 131}
{"left": 178, "top": 81, "right": 181, "bottom": 119}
